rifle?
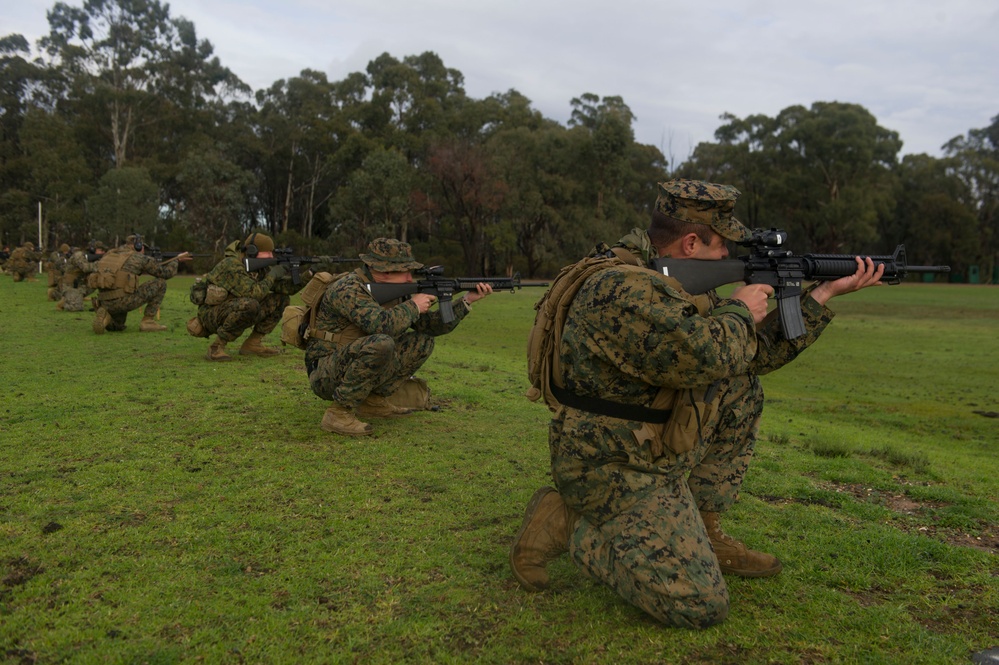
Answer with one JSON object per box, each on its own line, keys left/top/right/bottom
{"left": 651, "top": 228, "right": 951, "bottom": 339}
{"left": 141, "top": 246, "right": 212, "bottom": 263}
{"left": 243, "top": 247, "right": 359, "bottom": 284}
{"left": 364, "top": 265, "right": 549, "bottom": 323}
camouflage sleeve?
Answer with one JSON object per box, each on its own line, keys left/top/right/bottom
{"left": 563, "top": 268, "right": 760, "bottom": 399}
{"left": 410, "top": 298, "right": 472, "bottom": 336}
{"left": 329, "top": 275, "right": 421, "bottom": 336}
{"left": 131, "top": 253, "right": 179, "bottom": 279}
{"left": 207, "top": 257, "right": 274, "bottom": 299}
{"left": 749, "top": 293, "right": 835, "bottom": 375}
{"left": 270, "top": 270, "right": 310, "bottom": 296}
{"left": 69, "top": 252, "right": 99, "bottom": 273}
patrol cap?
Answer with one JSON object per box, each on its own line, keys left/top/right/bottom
{"left": 360, "top": 238, "right": 423, "bottom": 272}
{"left": 92, "top": 241, "right": 106, "bottom": 250}
{"left": 244, "top": 232, "right": 275, "bottom": 254}
{"left": 59, "top": 243, "right": 70, "bottom": 253}
{"left": 655, "top": 179, "right": 751, "bottom": 242}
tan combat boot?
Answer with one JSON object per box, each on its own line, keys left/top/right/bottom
{"left": 239, "top": 331, "right": 281, "bottom": 357}
{"left": 701, "top": 511, "right": 783, "bottom": 578}
{"left": 356, "top": 394, "right": 413, "bottom": 419}
{"left": 55, "top": 298, "right": 65, "bottom": 311}
{"left": 92, "top": 307, "right": 110, "bottom": 334}
{"left": 320, "top": 404, "right": 373, "bottom": 436}
{"left": 510, "top": 487, "right": 576, "bottom": 592}
{"left": 206, "top": 338, "right": 232, "bottom": 362}
{"left": 139, "top": 314, "right": 167, "bottom": 332}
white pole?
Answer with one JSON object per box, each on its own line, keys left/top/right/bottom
{"left": 37, "top": 201, "right": 43, "bottom": 273}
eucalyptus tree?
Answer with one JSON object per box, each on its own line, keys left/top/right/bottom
{"left": 0, "top": 34, "right": 46, "bottom": 244}
{"left": 328, "top": 146, "right": 419, "bottom": 248}
{"left": 86, "top": 165, "right": 158, "bottom": 242}
{"left": 38, "top": 0, "right": 246, "bottom": 175}
{"left": 943, "top": 114, "right": 999, "bottom": 279}
{"left": 685, "top": 102, "right": 901, "bottom": 253}
{"left": 363, "top": 51, "right": 467, "bottom": 161}
{"left": 20, "top": 109, "right": 92, "bottom": 244}
{"left": 890, "top": 153, "right": 978, "bottom": 275}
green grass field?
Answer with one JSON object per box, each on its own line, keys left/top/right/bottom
{"left": 1, "top": 274, "right": 997, "bottom": 664}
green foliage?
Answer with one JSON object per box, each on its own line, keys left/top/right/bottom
{"left": 86, "top": 166, "right": 159, "bottom": 241}
{"left": 0, "top": 1, "right": 996, "bottom": 280}
{"left": 1, "top": 277, "right": 996, "bottom": 663}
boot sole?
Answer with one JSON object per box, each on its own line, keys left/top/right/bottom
{"left": 509, "top": 487, "right": 557, "bottom": 592}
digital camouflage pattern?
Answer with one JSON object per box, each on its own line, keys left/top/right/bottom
{"left": 655, "top": 179, "right": 752, "bottom": 243}
{"left": 358, "top": 238, "right": 423, "bottom": 273}
{"left": 306, "top": 266, "right": 469, "bottom": 407}
{"left": 549, "top": 231, "right": 834, "bottom": 628}
{"left": 95, "top": 246, "right": 179, "bottom": 331}
{"left": 58, "top": 249, "right": 100, "bottom": 311}
{"left": 197, "top": 241, "right": 304, "bottom": 342}
{"left": 7, "top": 243, "right": 41, "bottom": 282}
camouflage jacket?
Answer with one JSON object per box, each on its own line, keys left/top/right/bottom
{"left": 203, "top": 241, "right": 305, "bottom": 302}
{"left": 100, "top": 246, "right": 179, "bottom": 282}
{"left": 61, "top": 250, "right": 94, "bottom": 288}
{"left": 8, "top": 246, "right": 40, "bottom": 268}
{"left": 304, "top": 265, "right": 471, "bottom": 366}
{"left": 559, "top": 231, "right": 834, "bottom": 406}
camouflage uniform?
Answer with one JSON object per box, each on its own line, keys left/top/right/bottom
{"left": 59, "top": 247, "right": 101, "bottom": 311}
{"left": 197, "top": 240, "right": 302, "bottom": 342}
{"left": 94, "top": 242, "right": 179, "bottom": 332}
{"left": 538, "top": 181, "right": 836, "bottom": 628}
{"left": 7, "top": 243, "right": 40, "bottom": 282}
{"left": 305, "top": 263, "right": 470, "bottom": 407}
{"left": 46, "top": 245, "right": 71, "bottom": 298}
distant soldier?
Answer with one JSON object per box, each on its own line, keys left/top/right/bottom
{"left": 91, "top": 234, "right": 190, "bottom": 334}
{"left": 7, "top": 242, "right": 41, "bottom": 282}
{"left": 191, "top": 232, "right": 304, "bottom": 361}
{"left": 46, "top": 243, "right": 72, "bottom": 300}
{"left": 58, "top": 241, "right": 105, "bottom": 312}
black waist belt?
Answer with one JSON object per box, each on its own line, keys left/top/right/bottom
{"left": 550, "top": 382, "right": 672, "bottom": 424}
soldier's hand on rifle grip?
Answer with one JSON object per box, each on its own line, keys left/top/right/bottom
{"left": 412, "top": 293, "right": 436, "bottom": 314}
{"left": 810, "top": 257, "right": 885, "bottom": 306}
{"left": 730, "top": 283, "right": 775, "bottom": 324}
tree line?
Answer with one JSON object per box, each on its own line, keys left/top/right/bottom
{"left": 1, "top": 0, "right": 996, "bottom": 281}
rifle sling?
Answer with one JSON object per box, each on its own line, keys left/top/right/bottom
{"left": 549, "top": 379, "right": 672, "bottom": 424}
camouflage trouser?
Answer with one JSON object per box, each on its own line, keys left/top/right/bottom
{"left": 97, "top": 279, "right": 168, "bottom": 332}
{"left": 197, "top": 294, "right": 288, "bottom": 342}
{"left": 550, "top": 374, "right": 763, "bottom": 629}
{"left": 11, "top": 267, "right": 32, "bottom": 282}
{"left": 59, "top": 285, "right": 93, "bottom": 312}
{"left": 309, "top": 331, "right": 434, "bottom": 408}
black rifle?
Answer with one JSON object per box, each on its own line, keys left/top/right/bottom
{"left": 142, "top": 246, "right": 212, "bottom": 263}
{"left": 243, "top": 247, "right": 359, "bottom": 284}
{"left": 364, "top": 266, "right": 549, "bottom": 323}
{"left": 652, "top": 228, "right": 950, "bottom": 339}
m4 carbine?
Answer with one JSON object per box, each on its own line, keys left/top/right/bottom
{"left": 652, "top": 228, "right": 950, "bottom": 339}
{"left": 243, "top": 248, "right": 359, "bottom": 284}
{"left": 364, "top": 266, "right": 548, "bottom": 323}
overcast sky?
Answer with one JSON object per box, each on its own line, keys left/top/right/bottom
{"left": 4, "top": 0, "right": 997, "bottom": 160}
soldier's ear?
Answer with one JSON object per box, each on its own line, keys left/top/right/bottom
{"left": 243, "top": 233, "right": 259, "bottom": 258}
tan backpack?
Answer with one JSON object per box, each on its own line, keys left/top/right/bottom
{"left": 526, "top": 249, "right": 649, "bottom": 411}
{"left": 280, "top": 271, "right": 340, "bottom": 349}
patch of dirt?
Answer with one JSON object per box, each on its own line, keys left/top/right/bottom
{"left": 756, "top": 482, "right": 998, "bottom": 555}
{"left": 1, "top": 557, "right": 44, "bottom": 600}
